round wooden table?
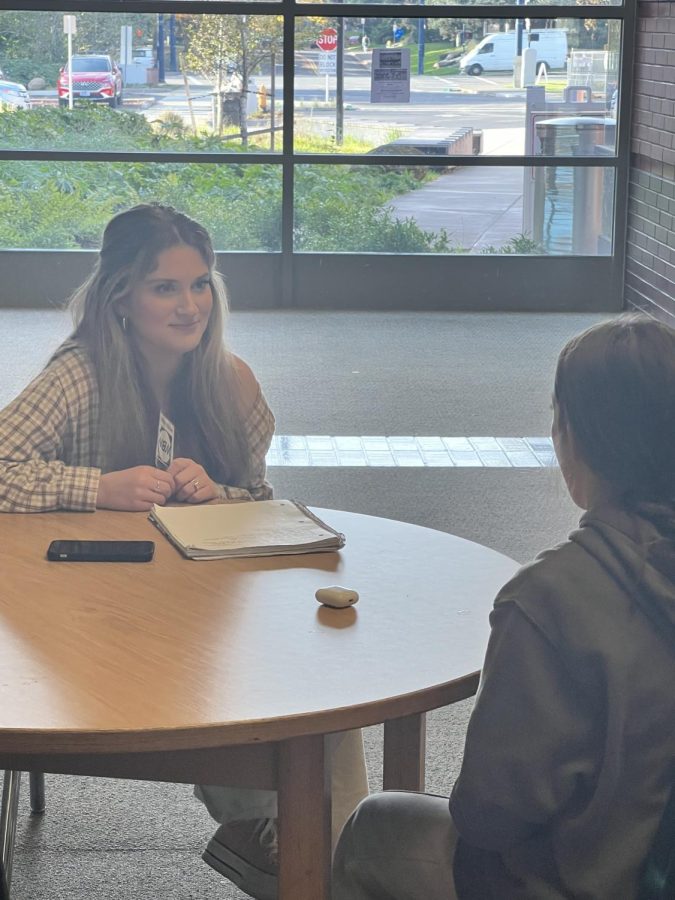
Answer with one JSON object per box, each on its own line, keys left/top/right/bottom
{"left": 0, "top": 508, "right": 518, "bottom": 899}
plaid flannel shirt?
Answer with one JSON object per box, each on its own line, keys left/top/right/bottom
{"left": 0, "top": 344, "right": 275, "bottom": 513}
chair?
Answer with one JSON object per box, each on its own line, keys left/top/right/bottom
{"left": 0, "top": 772, "right": 45, "bottom": 900}
{"left": 637, "top": 784, "right": 675, "bottom": 900}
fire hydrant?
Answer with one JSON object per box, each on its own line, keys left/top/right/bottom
{"left": 257, "top": 83, "right": 269, "bottom": 114}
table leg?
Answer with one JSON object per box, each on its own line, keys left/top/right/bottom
{"left": 383, "top": 713, "right": 426, "bottom": 792}
{"left": 278, "top": 734, "right": 331, "bottom": 900}
{"left": 29, "top": 773, "right": 45, "bottom": 816}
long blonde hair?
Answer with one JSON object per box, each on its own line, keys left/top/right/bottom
{"left": 68, "top": 204, "right": 251, "bottom": 484}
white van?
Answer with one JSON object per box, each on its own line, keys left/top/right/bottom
{"left": 460, "top": 29, "right": 568, "bottom": 76}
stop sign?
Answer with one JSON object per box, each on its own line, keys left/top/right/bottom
{"left": 317, "top": 28, "right": 338, "bottom": 52}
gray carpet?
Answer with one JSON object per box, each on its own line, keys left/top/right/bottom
{"left": 0, "top": 309, "right": 606, "bottom": 435}
{"left": 2, "top": 310, "right": 603, "bottom": 899}
{"left": 271, "top": 467, "right": 576, "bottom": 564}
{"left": 231, "top": 310, "right": 607, "bottom": 436}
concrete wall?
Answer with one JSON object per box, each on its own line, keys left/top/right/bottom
{"left": 626, "top": 0, "right": 675, "bottom": 321}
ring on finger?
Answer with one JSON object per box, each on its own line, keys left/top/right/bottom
{"left": 192, "top": 479, "right": 200, "bottom": 492}
{"left": 155, "top": 479, "right": 160, "bottom": 492}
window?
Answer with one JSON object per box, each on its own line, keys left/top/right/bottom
{"left": 70, "top": 57, "right": 113, "bottom": 72}
{"left": 0, "top": 0, "right": 634, "bottom": 309}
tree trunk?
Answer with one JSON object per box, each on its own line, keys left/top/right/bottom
{"left": 240, "top": 17, "right": 249, "bottom": 148}
{"left": 239, "top": 78, "right": 248, "bottom": 148}
{"left": 215, "top": 70, "right": 224, "bottom": 135}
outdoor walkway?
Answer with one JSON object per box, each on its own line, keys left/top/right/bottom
{"left": 387, "top": 165, "right": 525, "bottom": 252}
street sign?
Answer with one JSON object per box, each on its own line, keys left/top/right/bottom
{"left": 370, "top": 48, "right": 411, "bottom": 103}
{"left": 317, "top": 28, "right": 338, "bottom": 52}
{"left": 318, "top": 52, "right": 336, "bottom": 74}
{"left": 63, "top": 14, "right": 77, "bottom": 35}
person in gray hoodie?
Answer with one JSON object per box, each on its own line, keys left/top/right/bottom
{"left": 333, "top": 314, "right": 675, "bottom": 900}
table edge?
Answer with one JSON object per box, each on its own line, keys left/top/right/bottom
{"left": 0, "top": 671, "right": 480, "bottom": 755}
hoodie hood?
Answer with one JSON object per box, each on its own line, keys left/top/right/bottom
{"left": 571, "top": 502, "right": 675, "bottom": 645}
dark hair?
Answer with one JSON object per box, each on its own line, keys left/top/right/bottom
{"left": 68, "top": 204, "right": 251, "bottom": 483}
{"left": 554, "top": 314, "right": 675, "bottom": 511}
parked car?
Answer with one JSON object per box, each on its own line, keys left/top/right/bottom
{"left": 0, "top": 77, "right": 31, "bottom": 110}
{"left": 459, "top": 29, "right": 568, "bottom": 76}
{"left": 57, "top": 54, "right": 123, "bottom": 107}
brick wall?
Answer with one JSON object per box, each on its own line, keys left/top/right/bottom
{"left": 625, "top": 0, "right": 675, "bottom": 320}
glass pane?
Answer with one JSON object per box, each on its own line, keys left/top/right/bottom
{"left": 294, "top": 164, "right": 614, "bottom": 255}
{"left": 294, "top": 18, "right": 620, "bottom": 156}
{"left": 0, "top": 11, "right": 282, "bottom": 153}
{"left": 0, "top": 162, "right": 282, "bottom": 250}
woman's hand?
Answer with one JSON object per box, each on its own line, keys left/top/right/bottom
{"left": 168, "top": 458, "right": 218, "bottom": 503}
{"left": 96, "top": 466, "right": 175, "bottom": 511}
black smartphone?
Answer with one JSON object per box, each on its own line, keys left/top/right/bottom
{"left": 47, "top": 540, "right": 155, "bottom": 563}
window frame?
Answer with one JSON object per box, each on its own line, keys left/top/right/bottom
{"left": 0, "top": 0, "right": 637, "bottom": 311}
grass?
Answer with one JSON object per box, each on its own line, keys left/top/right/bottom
{"left": 294, "top": 131, "right": 373, "bottom": 153}
{"left": 408, "top": 42, "right": 465, "bottom": 76}
{"left": 538, "top": 78, "right": 568, "bottom": 91}
{"left": 346, "top": 41, "right": 463, "bottom": 77}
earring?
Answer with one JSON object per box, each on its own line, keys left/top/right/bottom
{"left": 121, "top": 316, "right": 128, "bottom": 332}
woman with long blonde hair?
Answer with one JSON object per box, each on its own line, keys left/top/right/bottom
{"left": 0, "top": 203, "right": 272, "bottom": 512}
{"left": 0, "top": 204, "right": 368, "bottom": 900}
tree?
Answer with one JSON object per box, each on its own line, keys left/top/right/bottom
{"left": 184, "top": 15, "right": 282, "bottom": 145}
{"left": 0, "top": 10, "right": 153, "bottom": 79}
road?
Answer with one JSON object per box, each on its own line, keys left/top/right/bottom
{"left": 128, "top": 56, "right": 534, "bottom": 155}
{"left": 29, "top": 51, "right": 546, "bottom": 156}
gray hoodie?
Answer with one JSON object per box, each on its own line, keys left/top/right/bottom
{"left": 450, "top": 503, "right": 675, "bottom": 899}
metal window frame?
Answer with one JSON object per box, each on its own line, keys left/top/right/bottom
{"left": 0, "top": 0, "right": 636, "bottom": 310}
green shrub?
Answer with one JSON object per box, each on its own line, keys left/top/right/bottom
{"left": 0, "top": 159, "right": 282, "bottom": 251}
{"left": 294, "top": 166, "right": 450, "bottom": 253}
{"left": 0, "top": 106, "right": 451, "bottom": 254}
{"left": 0, "top": 57, "right": 61, "bottom": 87}
{"left": 480, "top": 234, "right": 544, "bottom": 255}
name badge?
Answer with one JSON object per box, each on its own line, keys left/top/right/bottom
{"left": 155, "top": 411, "right": 175, "bottom": 469}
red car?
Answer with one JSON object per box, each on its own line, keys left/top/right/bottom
{"left": 57, "top": 54, "right": 123, "bottom": 108}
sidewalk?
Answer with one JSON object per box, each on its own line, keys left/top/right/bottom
{"left": 387, "top": 165, "right": 525, "bottom": 251}
{"left": 386, "top": 123, "right": 526, "bottom": 251}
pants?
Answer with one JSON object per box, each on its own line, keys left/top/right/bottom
{"left": 195, "top": 728, "right": 369, "bottom": 849}
{"left": 333, "top": 790, "right": 459, "bottom": 900}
